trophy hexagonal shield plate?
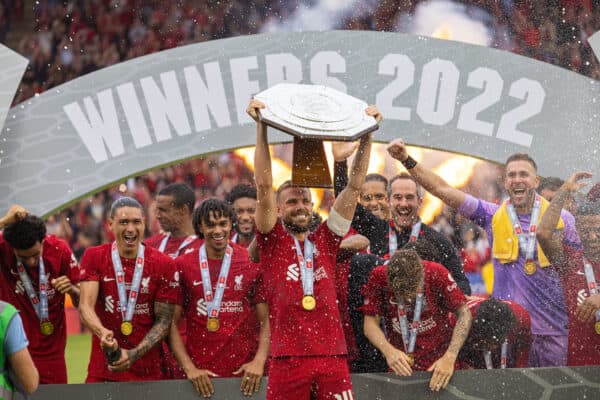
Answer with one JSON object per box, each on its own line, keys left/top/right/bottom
{"left": 254, "top": 83, "right": 379, "bottom": 141}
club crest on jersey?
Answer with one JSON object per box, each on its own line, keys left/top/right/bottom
{"left": 234, "top": 274, "right": 244, "bottom": 290}
{"left": 141, "top": 276, "right": 151, "bottom": 293}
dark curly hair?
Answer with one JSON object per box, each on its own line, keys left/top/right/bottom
{"left": 3, "top": 215, "right": 47, "bottom": 250}
{"left": 226, "top": 184, "right": 257, "bottom": 205}
{"left": 192, "top": 198, "right": 235, "bottom": 238}
{"left": 471, "top": 298, "right": 517, "bottom": 346}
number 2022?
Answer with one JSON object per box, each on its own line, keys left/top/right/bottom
{"left": 376, "top": 54, "right": 545, "bottom": 148}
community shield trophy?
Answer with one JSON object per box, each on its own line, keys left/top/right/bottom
{"left": 254, "top": 83, "right": 379, "bottom": 188}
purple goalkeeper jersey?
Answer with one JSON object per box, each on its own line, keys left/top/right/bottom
{"left": 458, "top": 194, "right": 580, "bottom": 335}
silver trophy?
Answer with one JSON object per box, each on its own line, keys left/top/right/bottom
{"left": 255, "top": 84, "right": 378, "bottom": 188}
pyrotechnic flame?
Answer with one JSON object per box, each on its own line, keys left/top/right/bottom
{"left": 432, "top": 24, "right": 453, "bottom": 40}
{"left": 235, "top": 144, "right": 479, "bottom": 223}
{"left": 234, "top": 146, "right": 328, "bottom": 218}
{"left": 421, "top": 154, "right": 480, "bottom": 223}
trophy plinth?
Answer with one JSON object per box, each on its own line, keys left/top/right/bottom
{"left": 254, "top": 83, "right": 379, "bottom": 188}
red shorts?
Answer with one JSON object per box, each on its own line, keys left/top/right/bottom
{"left": 267, "top": 356, "right": 353, "bottom": 400}
{"left": 34, "top": 356, "right": 67, "bottom": 384}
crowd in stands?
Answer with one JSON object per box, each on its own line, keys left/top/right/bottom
{"left": 1, "top": 0, "right": 599, "bottom": 318}
{"left": 1, "top": 1, "right": 599, "bottom": 105}
{"left": 3, "top": 2, "right": 600, "bottom": 391}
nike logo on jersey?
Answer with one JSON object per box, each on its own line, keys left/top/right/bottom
{"left": 103, "top": 276, "right": 115, "bottom": 282}
{"left": 184, "top": 248, "right": 195, "bottom": 255}
{"left": 193, "top": 280, "right": 203, "bottom": 286}
{"left": 576, "top": 270, "right": 585, "bottom": 276}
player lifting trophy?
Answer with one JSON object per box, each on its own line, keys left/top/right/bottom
{"left": 247, "top": 83, "right": 380, "bottom": 400}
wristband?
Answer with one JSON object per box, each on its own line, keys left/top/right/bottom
{"left": 401, "top": 156, "right": 417, "bottom": 170}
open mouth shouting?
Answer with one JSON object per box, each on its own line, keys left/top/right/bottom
{"left": 394, "top": 207, "right": 415, "bottom": 226}
{"left": 123, "top": 232, "right": 138, "bottom": 247}
{"left": 510, "top": 187, "right": 531, "bottom": 204}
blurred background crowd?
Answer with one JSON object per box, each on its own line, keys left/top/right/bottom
{"left": 2, "top": 0, "right": 599, "bottom": 295}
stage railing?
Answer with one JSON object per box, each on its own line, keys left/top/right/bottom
{"left": 16, "top": 366, "right": 600, "bottom": 399}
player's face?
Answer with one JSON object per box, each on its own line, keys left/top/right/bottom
{"left": 232, "top": 197, "right": 256, "bottom": 236}
{"left": 155, "top": 194, "right": 183, "bottom": 233}
{"left": 278, "top": 187, "right": 313, "bottom": 233}
{"left": 504, "top": 160, "right": 539, "bottom": 211}
{"left": 110, "top": 206, "right": 145, "bottom": 258}
{"left": 198, "top": 212, "right": 232, "bottom": 256}
{"left": 13, "top": 241, "right": 43, "bottom": 270}
{"left": 360, "top": 180, "right": 389, "bottom": 220}
{"left": 576, "top": 214, "right": 600, "bottom": 260}
{"left": 389, "top": 179, "right": 422, "bottom": 229}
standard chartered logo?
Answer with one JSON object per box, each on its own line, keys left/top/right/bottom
{"left": 286, "top": 264, "right": 300, "bottom": 281}
{"left": 196, "top": 298, "right": 207, "bottom": 316}
{"left": 333, "top": 390, "right": 354, "bottom": 400}
{"left": 105, "top": 295, "right": 115, "bottom": 313}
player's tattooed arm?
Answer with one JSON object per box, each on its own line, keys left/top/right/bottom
{"left": 128, "top": 301, "right": 175, "bottom": 363}
{"left": 446, "top": 304, "right": 472, "bottom": 356}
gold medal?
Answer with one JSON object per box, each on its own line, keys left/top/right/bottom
{"left": 524, "top": 261, "right": 536, "bottom": 275}
{"left": 595, "top": 321, "right": 600, "bottom": 335}
{"left": 302, "top": 295, "right": 316, "bottom": 311}
{"left": 40, "top": 321, "right": 54, "bottom": 336}
{"left": 406, "top": 353, "right": 415, "bottom": 367}
{"left": 207, "top": 317, "right": 220, "bottom": 332}
{"left": 121, "top": 321, "right": 133, "bottom": 336}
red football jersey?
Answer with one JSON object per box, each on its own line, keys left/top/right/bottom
{"left": 362, "top": 261, "right": 467, "bottom": 371}
{"left": 256, "top": 222, "right": 346, "bottom": 357}
{"left": 452, "top": 296, "right": 531, "bottom": 369}
{"left": 0, "top": 234, "right": 79, "bottom": 384}
{"left": 562, "top": 246, "right": 600, "bottom": 366}
{"left": 80, "top": 243, "right": 180, "bottom": 382}
{"left": 176, "top": 243, "right": 262, "bottom": 376}
{"left": 145, "top": 233, "right": 202, "bottom": 259}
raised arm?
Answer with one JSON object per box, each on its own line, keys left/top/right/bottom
{"left": 0, "top": 204, "right": 28, "bottom": 229}
{"left": 387, "top": 139, "right": 466, "bottom": 209}
{"left": 331, "top": 106, "right": 378, "bottom": 221}
{"left": 248, "top": 99, "right": 277, "bottom": 234}
{"left": 537, "top": 171, "right": 591, "bottom": 268}
{"left": 332, "top": 141, "right": 358, "bottom": 197}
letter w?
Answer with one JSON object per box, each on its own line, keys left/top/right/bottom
{"left": 63, "top": 89, "right": 124, "bottom": 163}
